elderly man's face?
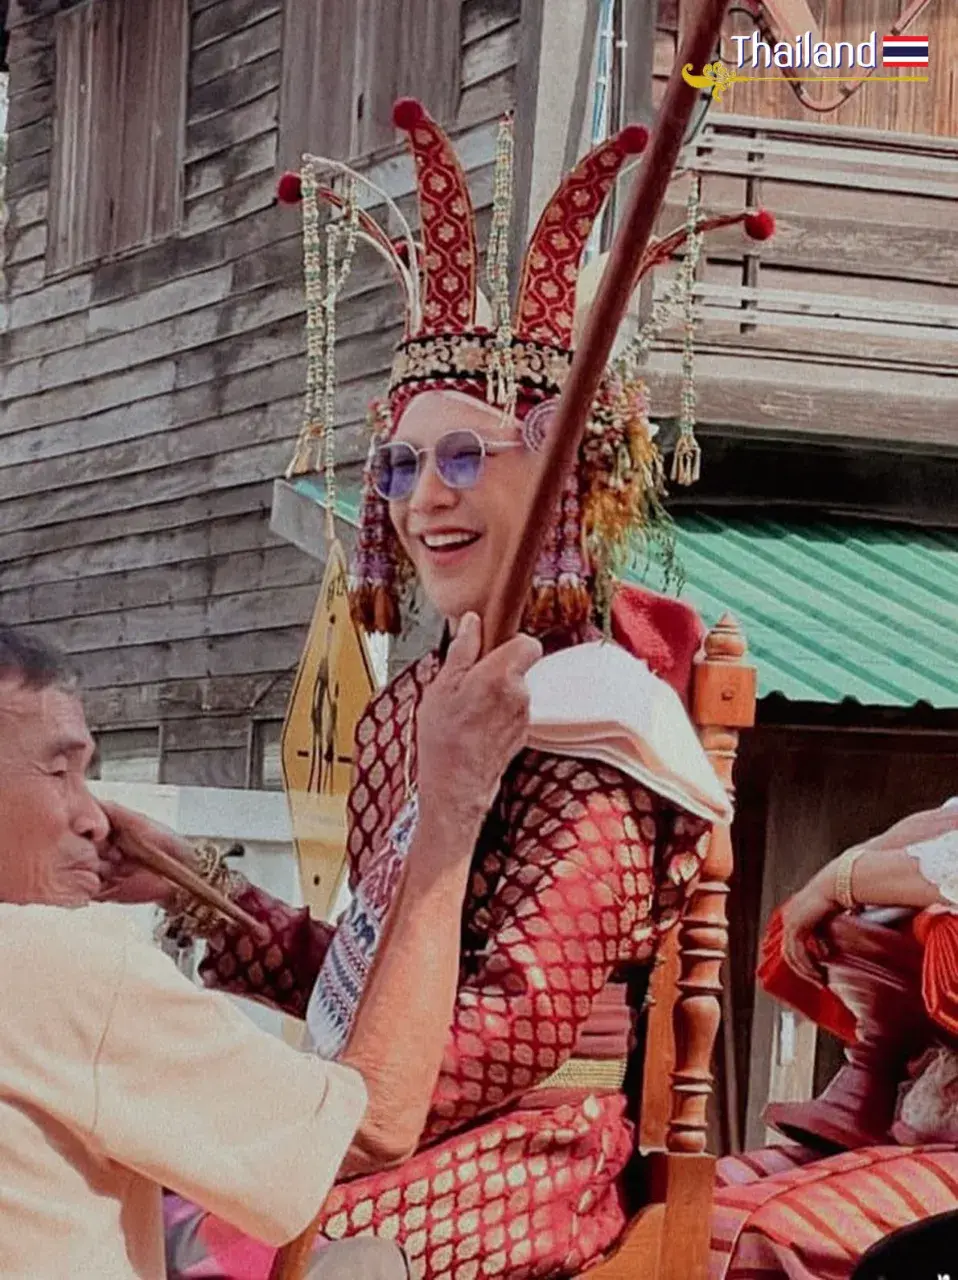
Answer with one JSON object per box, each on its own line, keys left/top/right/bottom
{"left": 0, "top": 677, "right": 110, "bottom": 906}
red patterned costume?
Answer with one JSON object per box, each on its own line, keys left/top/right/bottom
{"left": 164, "top": 98, "right": 773, "bottom": 1279}
{"left": 709, "top": 831, "right": 958, "bottom": 1280}
{"left": 167, "top": 651, "right": 715, "bottom": 1279}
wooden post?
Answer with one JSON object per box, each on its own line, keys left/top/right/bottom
{"left": 668, "top": 614, "right": 756, "bottom": 1154}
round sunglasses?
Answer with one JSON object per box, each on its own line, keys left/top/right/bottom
{"left": 371, "top": 428, "right": 522, "bottom": 502}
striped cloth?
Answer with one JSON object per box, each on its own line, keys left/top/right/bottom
{"left": 711, "top": 1145, "right": 958, "bottom": 1280}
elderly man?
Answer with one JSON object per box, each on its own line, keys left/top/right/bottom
{"left": 0, "top": 621, "right": 538, "bottom": 1279}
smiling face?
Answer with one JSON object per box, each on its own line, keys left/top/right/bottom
{"left": 0, "top": 677, "right": 110, "bottom": 907}
{"left": 388, "top": 391, "right": 541, "bottom": 625}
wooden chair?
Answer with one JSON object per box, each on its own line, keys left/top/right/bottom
{"left": 273, "top": 614, "right": 756, "bottom": 1280}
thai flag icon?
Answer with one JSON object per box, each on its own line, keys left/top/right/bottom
{"left": 882, "top": 34, "right": 929, "bottom": 66}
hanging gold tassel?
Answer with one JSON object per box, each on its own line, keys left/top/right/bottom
{"left": 286, "top": 162, "right": 326, "bottom": 479}
{"left": 286, "top": 163, "right": 361, "bottom": 549}
{"left": 671, "top": 174, "right": 703, "bottom": 487}
{"left": 486, "top": 112, "right": 517, "bottom": 414}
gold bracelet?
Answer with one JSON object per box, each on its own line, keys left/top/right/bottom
{"left": 834, "top": 847, "right": 865, "bottom": 910}
{"left": 162, "top": 842, "right": 247, "bottom": 943}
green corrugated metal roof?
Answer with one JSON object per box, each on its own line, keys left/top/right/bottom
{"left": 659, "top": 515, "right": 958, "bottom": 708}
{"left": 291, "top": 477, "right": 958, "bottom": 709}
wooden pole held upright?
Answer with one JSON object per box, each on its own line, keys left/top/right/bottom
{"left": 483, "top": 0, "right": 730, "bottom": 654}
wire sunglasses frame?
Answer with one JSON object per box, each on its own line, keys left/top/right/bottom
{"left": 371, "top": 427, "right": 523, "bottom": 502}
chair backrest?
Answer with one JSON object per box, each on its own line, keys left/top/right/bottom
{"left": 639, "top": 614, "right": 756, "bottom": 1157}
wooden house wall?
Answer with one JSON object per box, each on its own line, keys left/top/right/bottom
{"left": 656, "top": 1, "right": 958, "bottom": 138}
{"left": 0, "top": 0, "right": 522, "bottom": 786}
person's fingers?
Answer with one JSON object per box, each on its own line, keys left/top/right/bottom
{"left": 441, "top": 613, "right": 482, "bottom": 678}
{"left": 783, "top": 932, "right": 824, "bottom": 985}
{"left": 97, "top": 799, "right": 140, "bottom": 829}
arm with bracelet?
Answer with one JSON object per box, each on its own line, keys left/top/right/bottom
{"left": 780, "top": 800, "right": 958, "bottom": 985}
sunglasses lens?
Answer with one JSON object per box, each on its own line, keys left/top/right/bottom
{"left": 372, "top": 443, "right": 418, "bottom": 500}
{"left": 435, "top": 431, "right": 484, "bottom": 489}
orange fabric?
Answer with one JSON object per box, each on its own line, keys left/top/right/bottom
{"left": 914, "top": 908, "right": 958, "bottom": 1037}
{"left": 758, "top": 904, "right": 958, "bottom": 1044}
{"left": 757, "top": 906, "right": 857, "bottom": 1044}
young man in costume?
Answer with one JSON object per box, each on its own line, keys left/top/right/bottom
{"left": 710, "top": 803, "right": 958, "bottom": 1280}
{"left": 101, "top": 100, "right": 774, "bottom": 1279}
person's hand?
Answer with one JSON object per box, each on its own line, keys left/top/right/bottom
{"left": 416, "top": 612, "right": 542, "bottom": 845}
{"left": 95, "top": 801, "right": 199, "bottom": 909}
{"left": 779, "top": 875, "right": 838, "bottom": 986}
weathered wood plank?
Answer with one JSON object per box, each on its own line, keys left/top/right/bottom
{"left": 192, "top": 0, "right": 282, "bottom": 51}
{"left": 0, "top": 395, "right": 300, "bottom": 498}
{"left": 189, "top": 51, "right": 281, "bottom": 123}
{"left": 461, "top": 20, "right": 518, "bottom": 87}
{"left": 0, "top": 361, "right": 178, "bottom": 435}
{"left": 1, "top": 269, "right": 404, "bottom": 433}
{"left": 0, "top": 482, "right": 276, "bottom": 566}
{"left": 87, "top": 265, "right": 236, "bottom": 338}
{"left": 5, "top": 0, "right": 59, "bottom": 32}
{"left": 173, "top": 315, "right": 400, "bottom": 396}
{"left": 3, "top": 115, "right": 52, "bottom": 162}
{"left": 181, "top": 169, "right": 278, "bottom": 237}
{"left": 190, "top": 12, "right": 282, "bottom": 87}
{"left": 683, "top": 322, "right": 958, "bottom": 370}
{"left": 645, "top": 354, "right": 958, "bottom": 450}
{"left": 6, "top": 222, "right": 47, "bottom": 265}
{"left": 70, "top": 628, "right": 307, "bottom": 693}
{"left": 185, "top": 88, "right": 278, "bottom": 165}
{"left": 3, "top": 260, "right": 47, "bottom": 297}
{"left": 5, "top": 271, "right": 94, "bottom": 327}
{"left": 184, "top": 130, "right": 277, "bottom": 201}
{"left": 0, "top": 511, "right": 284, "bottom": 591}
{"left": 456, "top": 67, "right": 515, "bottom": 129}
{"left": 88, "top": 207, "right": 278, "bottom": 307}
{"left": 2, "top": 543, "right": 318, "bottom": 626}
{"left": 462, "top": 0, "right": 518, "bottom": 46}
{"left": 3, "top": 80, "right": 54, "bottom": 132}
{"left": 163, "top": 716, "right": 251, "bottom": 753}
{"left": 3, "top": 147, "right": 51, "bottom": 198}
{"left": 161, "top": 747, "right": 249, "bottom": 789}
{"left": 5, "top": 45, "right": 54, "bottom": 99}
{"left": 2, "top": 188, "right": 48, "bottom": 232}
{"left": 3, "top": 275, "right": 300, "bottom": 402}
{"left": 83, "top": 671, "right": 295, "bottom": 729}
{"left": 656, "top": 197, "right": 958, "bottom": 288}
{"left": 0, "top": 440, "right": 291, "bottom": 532}
{"left": 42, "top": 581, "right": 318, "bottom": 654}
{"left": 4, "top": 9, "right": 53, "bottom": 66}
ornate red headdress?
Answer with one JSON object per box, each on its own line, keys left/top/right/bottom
{"left": 279, "top": 99, "right": 774, "bottom": 636}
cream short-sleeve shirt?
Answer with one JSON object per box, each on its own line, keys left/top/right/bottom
{"left": 0, "top": 902, "right": 366, "bottom": 1279}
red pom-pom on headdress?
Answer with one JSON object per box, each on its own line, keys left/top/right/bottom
{"left": 276, "top": 171, "right": 303, "bottom": 204}
{"left": 618, "top": 124, "right": 650, "bottom": 155}
{"left": 744, "top": 208, "right": 775, "bottom": 240}
{"left": 392, "top": 98, "right": 426, "bottom": 131}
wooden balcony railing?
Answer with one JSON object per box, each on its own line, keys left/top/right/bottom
{"left": 645, "top": 114, "right": 958, "bottom": 448}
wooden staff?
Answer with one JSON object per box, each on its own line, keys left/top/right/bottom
{"left": 483, "top": 0, "right": 731, "bottom": 653}
{"left": 123, "top": 832, "right": 269, "bottom": 941}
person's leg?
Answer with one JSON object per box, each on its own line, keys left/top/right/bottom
{"left": 305, "top": 1236, "right": 410, "bottom": 1280}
